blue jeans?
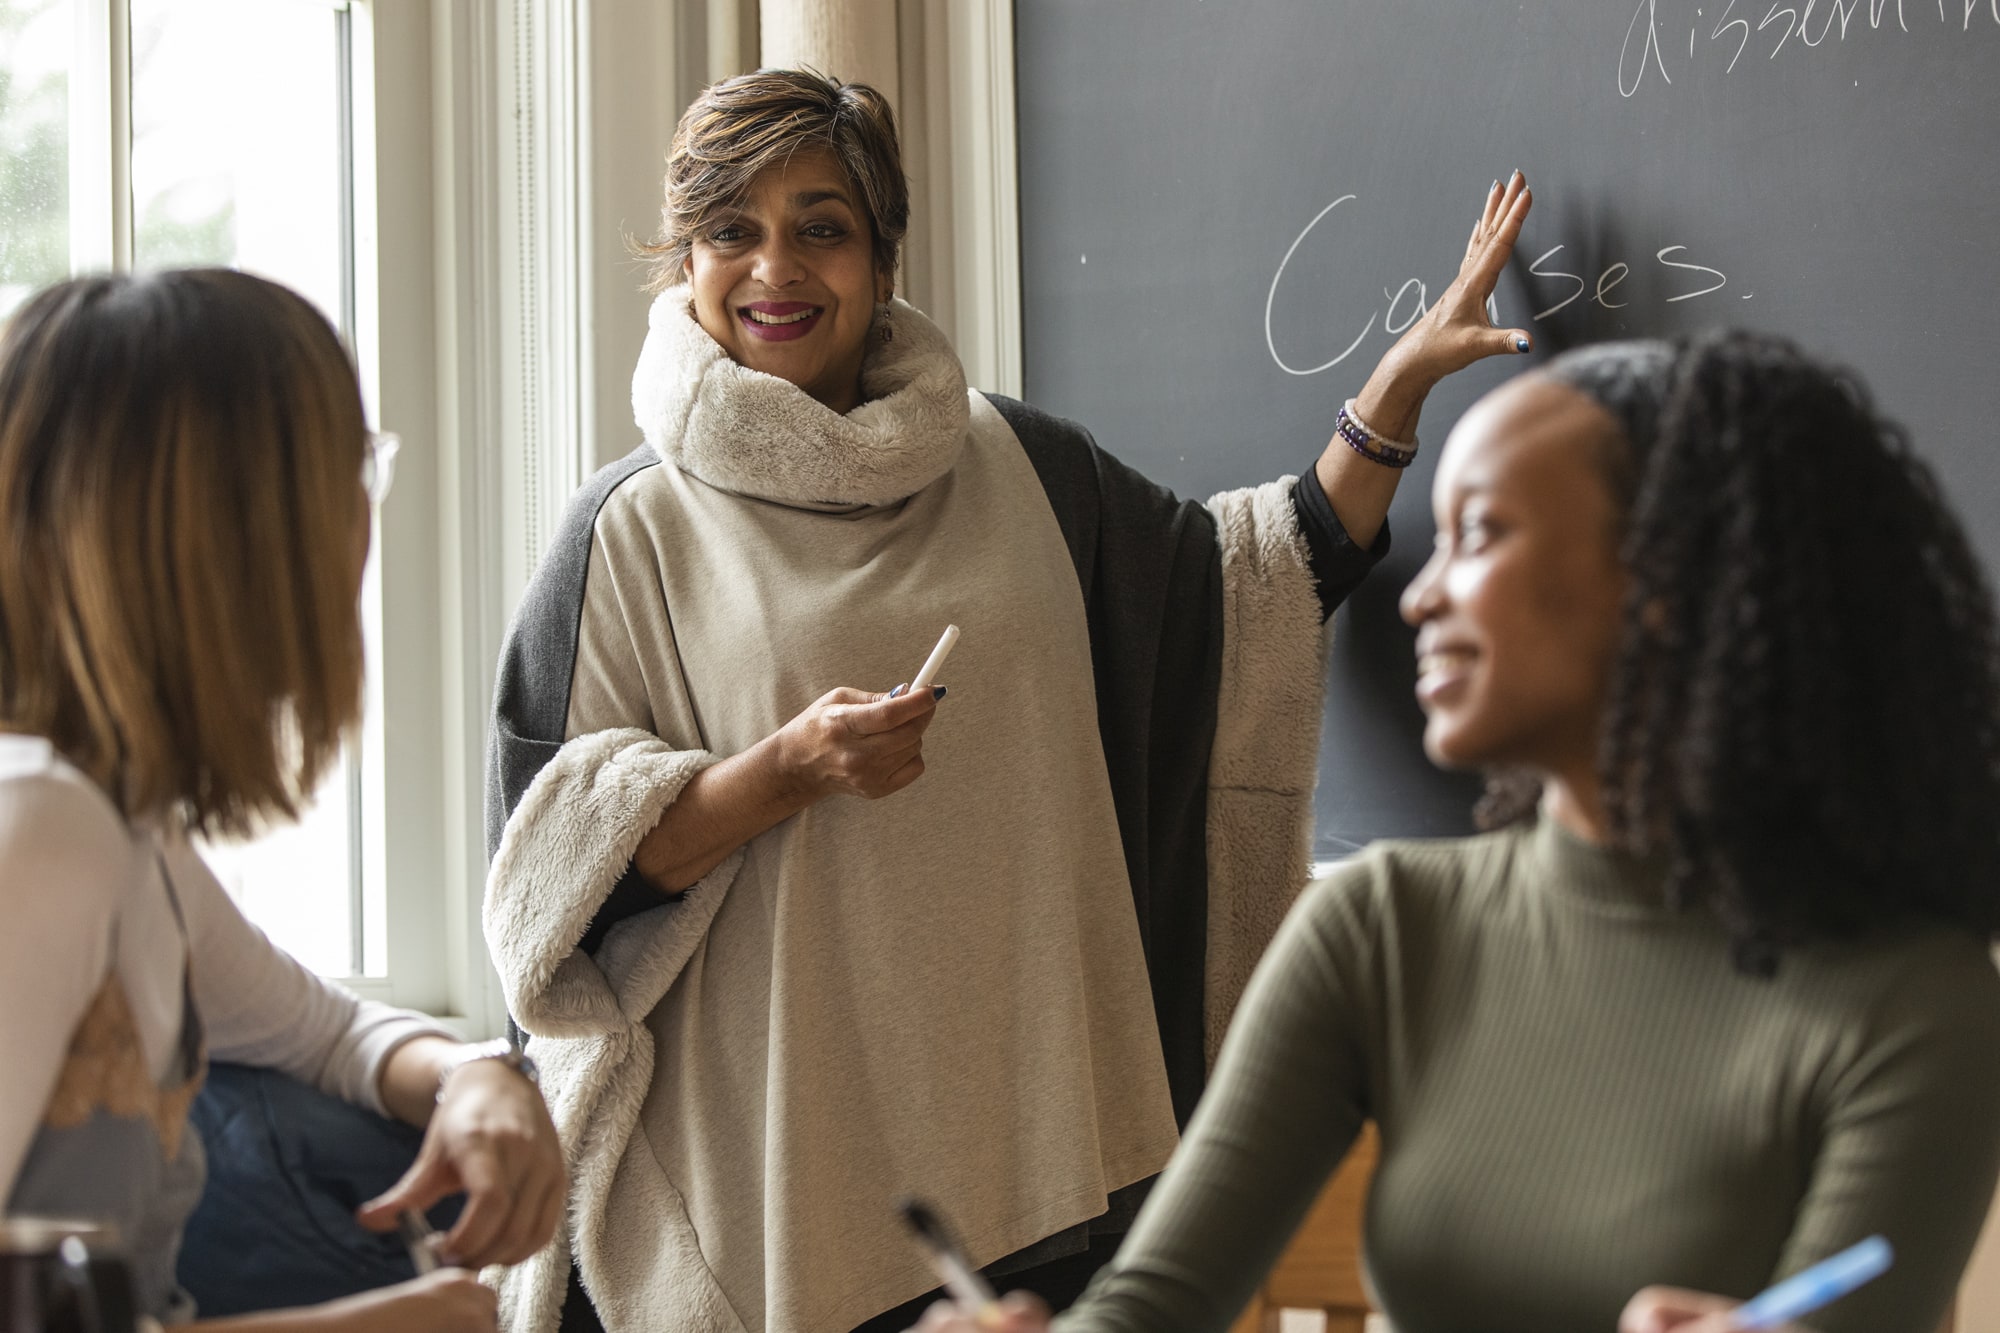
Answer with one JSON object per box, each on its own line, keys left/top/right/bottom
{"left": 178, "top": 1063, "right": 462, "bottom": 1317}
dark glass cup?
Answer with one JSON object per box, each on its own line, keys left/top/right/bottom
{"left": 0, "top": 1220, "right": 136, "bottom": 1333}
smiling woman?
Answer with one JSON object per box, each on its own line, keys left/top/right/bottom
{"left": 914, "top": 331, "right": 2000, "bottom": 1333}
{"left": 481, "top": 68, "right": 1541, "bottom": 1333}
{"left": 681, "top": 149, "right": 892, "bottom": 413}
{"left": 1400, "top": 377, "right": 1630, "bottom": 794}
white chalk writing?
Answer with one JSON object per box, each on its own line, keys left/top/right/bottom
{"left": 1619, "top": 0, "right": 1998, "bottom": 96}
{"left": 1264, "top": 195, "right": 1734, "bottom": 375}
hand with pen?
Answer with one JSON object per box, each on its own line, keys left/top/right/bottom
{"left": 906, "top": 1292, "right": 1051, "bottom": 1333}
{"left": 898, "top": 1198, "right": 1052, "bottom": 1333}
{"left": 1621, "top": 1288, "right": 1812, "bottom": 1333}
{"left": 1621, "top": 1236, "right": 1890, "bottom": 1333}
{"left": 355, "top": 1039, "right": 566, "bottom": 1270}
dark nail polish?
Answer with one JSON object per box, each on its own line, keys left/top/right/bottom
{"left": 1515, "top": 337, "right": 1531, "bottom": 353}
{"left": 889, "top": 683, "right": 907, "bottom": 698}
{"left": 931, "top": 686, "right": 947, "bottom": 700}
{"left": 1490, "top": 179, "right": 1499, "bottom": 193}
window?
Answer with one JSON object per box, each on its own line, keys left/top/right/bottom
{"left": 1, "top": 0, "right": 372, "bottom": 979}
{"left": 0, "top": 0, "right": 71, "bottom": 316}
{"left": 7, "top": 0, "right": 918, "bottom": 1032}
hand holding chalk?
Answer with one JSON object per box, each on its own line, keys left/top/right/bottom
{"left": 912, "top": 624, "right": 959, "bottom": 690}
{"left": 773, "top": 685, "right": 940, "bottom": 802}
{"left": 770, "top": 628, "right": 957, "bottom": 802}
{"left": 891, "top": 625, "right": 960, "bottom": 698}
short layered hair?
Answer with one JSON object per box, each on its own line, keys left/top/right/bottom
{"left": 0, "top": 270, "right": 369, "bottom": 836}
{"left": 642, "top": 68, "right": 909, "bottom": 293}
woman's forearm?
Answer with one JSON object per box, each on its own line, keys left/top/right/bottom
{"left": 376, "top": 1035, "right": 457, "bottom": 1128}
{"left": 188, "top": 1311, "right": 335, "bottom": 1333}
{"left": 188, "top": 1268, "right": 501, "bottom": 1333}
{"left": 1309, "top": 350, "right": 1433, "bottom": 551}
{"left": 632, "top": 733, "right": 817, "bottom": 892}
{"left": 629, "top": 685, "right": 942, "bottom": 893}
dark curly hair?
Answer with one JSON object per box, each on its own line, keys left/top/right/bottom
{"left": 1480, "top": 330, "right": 2000, "bottom": 974}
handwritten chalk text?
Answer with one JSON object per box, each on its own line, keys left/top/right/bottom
{"left": 1264, "top": 194, "right": 1732, "bottom": 376}
{"left": 1621, "top": 0, "right": 2000, "bottom": 97}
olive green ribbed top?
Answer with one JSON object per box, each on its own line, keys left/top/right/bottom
{"left": 1058, "top": 818, "right": 2000, "bottom": 1333}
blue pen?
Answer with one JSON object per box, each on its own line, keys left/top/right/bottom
{"left": 1729, "top": 1235, "right": 1892, "bottom": 1330}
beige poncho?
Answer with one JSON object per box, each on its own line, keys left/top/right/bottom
{"left": 484, "top": 294, "right": 1330, "bottom": 1333}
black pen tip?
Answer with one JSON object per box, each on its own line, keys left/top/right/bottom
{"left": 897, "top": 1197, "right": 943, "bottom": 1244}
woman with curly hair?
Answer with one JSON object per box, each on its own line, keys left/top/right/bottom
{"left": 917, "top": 331, "right": 2000, "bottom": 1333}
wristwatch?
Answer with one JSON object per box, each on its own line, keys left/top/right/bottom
{"left": 434, "top": 1036, "right": 541, "bottom": 1103}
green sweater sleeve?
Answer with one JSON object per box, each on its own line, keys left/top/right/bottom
{"left": 1054, "top": 870, "right": 1379, "bottom": 1333}
{"left": 1770, "top": 937, "right": 2000, "bottom": 1333}
{"left": 1052, "top": 827, "right": 2000, "bottom": 1333}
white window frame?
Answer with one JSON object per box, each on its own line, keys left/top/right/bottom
{"left": 60, "top": 0, "right": 416, "bottom": 996}
{"left": 56, "top": 0, "right": 487, "bottom": 1025}
{"left": 416, "top": 0, "right": 684, "bottom": 1035}
{"left": 68, "top": 0, "right": 131, "bottom": 272}
{"left": 897, "top": 0, "right": 1022, "bottom": 399}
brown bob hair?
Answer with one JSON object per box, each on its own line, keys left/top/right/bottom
{"left": 0, "top": 269, "right": 370, "bottom": 836}
{"left": 642, "top": 67, "right": 910, "bottom": 293}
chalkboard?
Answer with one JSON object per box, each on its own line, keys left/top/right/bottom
{"left": 1014, "top": 0, "right": 2000, "bottom": 857}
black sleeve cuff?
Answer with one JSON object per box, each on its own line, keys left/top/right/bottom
{"left": 1292, "top": 463, "right": 1392, "bottom": 622}
{"left": 578, "top": 862, "right": 682, "bottom": 955}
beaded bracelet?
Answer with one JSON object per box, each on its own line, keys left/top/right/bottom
{"left": 1336, "top": 399, "right": 1418, "bottom": 469}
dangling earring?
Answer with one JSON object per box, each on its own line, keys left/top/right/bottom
{"left": 875, "top": 302, "right": 894, "bottom": 344}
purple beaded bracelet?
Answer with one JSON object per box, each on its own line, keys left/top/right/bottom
{"left": 1336, "top": 399, "right": 1418, "bottom": 469}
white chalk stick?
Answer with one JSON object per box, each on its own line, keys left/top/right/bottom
{"left": 910, "top": 624, "right": 960, "bottom": 690}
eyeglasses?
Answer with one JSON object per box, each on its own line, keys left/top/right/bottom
{"left": 362, "top": 431, "right": 401, "bottom": 506}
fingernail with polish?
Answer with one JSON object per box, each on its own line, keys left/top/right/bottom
{"left": 1515, "top": 337, "right": 1531, "bottom": 353}
{"left": 889, "top": 683, "right": 907, "bottom": 698}
{"left": 931, "top": 686, "right": 948, "bottom": 700}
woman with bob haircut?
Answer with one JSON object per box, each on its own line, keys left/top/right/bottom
{"left": 484, "top": 68, "right": 1540, "bottom": 1333}
{"left": 915, "top": 331, "right": 2000, "bottom": 1333}
{"left": 0, "top": 269, "right": 566, "bottom": 1332}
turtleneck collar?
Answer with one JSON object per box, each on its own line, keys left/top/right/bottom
{"left": 1522, "top": 813, "right": 1673, "bottom": 917}
{"left": 630, "top": 287, "right": 970, "bottom": 510}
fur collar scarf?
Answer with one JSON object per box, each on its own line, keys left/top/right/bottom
{"left": 630, "top": 288, "right": 970, "bottom": 509}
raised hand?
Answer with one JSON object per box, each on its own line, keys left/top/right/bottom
{"left": 1363, "top": 170, "right": 1535, "bottom": 432}
{"left": 1312, "top": 171, "right": 1537, "bottom": 551}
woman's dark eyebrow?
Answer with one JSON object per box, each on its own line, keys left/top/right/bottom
{"left": 792, "top": 189, "right": 853, "bottom": 209}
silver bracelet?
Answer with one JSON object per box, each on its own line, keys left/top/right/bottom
{"left": 1336, "top": 398, "right": 1419, "bottom": 469}
{"left": 434, "top": 1036, "right": 541, "bottom": 1104}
